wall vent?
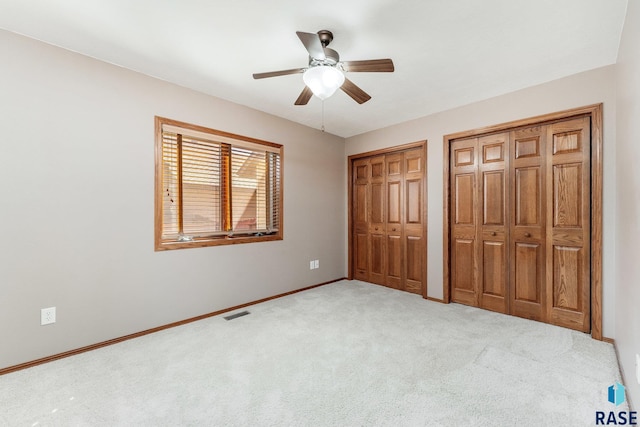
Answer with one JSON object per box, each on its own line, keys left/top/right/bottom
{"left": 224, "top": 310, "right": 250, "bottom": 321}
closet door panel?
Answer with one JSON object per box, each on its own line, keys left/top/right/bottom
{"left": 553, "top": 164, "right": 582, "bottom": 228}
{"left": 355, "top": 182, "right": 368, "bottom": 223}
{"left": 478, "top": 133, "right": 509, "bottom": 313}
{"left": 369, "top": 155, "right": 386, "bottom": 285}
{"left": 547, "top": 117, "right": 591, "bottom": 332}
{"left": 353, "top": 158, "right": 370, "bottom": 281}
{"left": 355, "top": 232, "right": 369, "bottom": 279}
{"left": 405, "top": 236, "right": 423, "bottom": 294}
{"left": 371, "top": 183, "right": 385, "bottom": 224}
{"left": 483, "top": 171, "right": 505, "bottom": 225}
{"left": 455, "top": 174, "right": 475, "bottom": 225}
{"left": 450, "top": 138, "right": 479, "bottom": 306}
{"left": 482, "top": 240, "right": 506, "bottom": 298}
{"left": 385, "top": 152, "right": 404, "bottom": 289}
{"left": 510, "top": 127, "right": 546, "bottom": 322}
{"left": 386, "top": 234, "right": 402, "bottom": 289}
{"left": 514, "top": 242, "right": 542, "bottom": 303}
{"left": 552, "top": 246, "right": 583, "bottom": 310}
{"left": 453, "top": 238, "right": 475, "bottom": 292}
{"left": 406, "top": 179, "right": 422, "bottom": 224}
{"left": 515, "top": 167, "right": 541, "bottom": 226}
{"left": 370, "top": 234, "right": 385, "bottom": 284}
{"left": 404, "top": 147, "right": 426, "bottom": 295}
{"left": 387, "top": 182, "right": 401, "bottom": 225}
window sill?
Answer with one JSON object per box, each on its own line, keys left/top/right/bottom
{"left": 155, "top": 233, "right": 282, "bottom": 251}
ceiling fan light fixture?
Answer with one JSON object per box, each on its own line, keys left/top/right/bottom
{"left": 302, "top": 66, "right": 345, "bottom": 100}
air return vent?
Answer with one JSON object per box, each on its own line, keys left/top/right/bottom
{"left": 224, "top": 311, "right": 250, "bottom": 321}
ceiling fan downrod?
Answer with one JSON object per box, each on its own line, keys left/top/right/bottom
{"left": 317, "top": 30, "right": 334, "bottom": 48}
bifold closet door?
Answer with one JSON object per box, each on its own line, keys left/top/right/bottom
{"left": 351, "top": 145, "right": 426, "bottom": 295}
{"left": 352, "top": 155, "right": 387, "bottom": 285}
{"left": 478, "top": 133, "right": 509, "bottom": 314}
{"left": 510, "top": 126, "right": 547, "bottom": 322}
{"left": 353, "top": 157, "right": 370, "bottom": 281}
{"left": 546, "top": 117, "right": 591, "bottom": 332}
{"left": 403, "top": 148, "right": 426, "bottom": 295}
{"left": 449, "top": 115, "right": 592, "bottom": 332}
{"left": 451, "top": 134, "right": 509, "bottom": 311}
{"left": 386, "top": 152, "right": 403, "bottom": 290}
{"left": 369, "top": 155, "right": 386, "bottom": 285}
{"left": 450, "top": 137, "right": 479, "bottom": 306}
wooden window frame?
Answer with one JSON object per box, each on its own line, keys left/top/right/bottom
{"left": 442, "top": 104, "right": 604, "bottom": 339}
{"left": 154, "top": 116, "right": 283, "bottom": 251}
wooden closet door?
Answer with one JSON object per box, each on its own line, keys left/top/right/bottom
{"left": 510, "top": 126, "right": 546, "bottom": 322}
{"left": 403, "top": 147, "right": 426, "bottom": 295}
{"left": 369, "top": 156, "right": 386, "bottom": 285}
{"left": 478, "top": 133, "right": 509, "bottom": 313}
{"left": 546, "top": 116, "right": 591, "bottom": 332}
{"left": 353, "top": 158, "right": 370, "bottom": 281}
{"left": 386, "top": 152, "right": 404, "bottom": 290}
{"left": 450, "top": 138, "right": 479, "bottom": 306}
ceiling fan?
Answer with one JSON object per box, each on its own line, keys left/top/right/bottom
{"left": 252, "top": 30, "right": 394, "bottom": 105}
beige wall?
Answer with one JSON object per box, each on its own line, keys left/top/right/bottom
{"left": 615, "top": 0, "right": 640, "bottom": 409}
{"left": 0, "top": 30, "right": 347, "bottom": 369}
{"left": 345, "top": 65, "right": 618, "bottom": 338}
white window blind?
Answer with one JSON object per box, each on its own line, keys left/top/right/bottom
{"left": 162, "top": 133, "right": 180, "bottom": 237}
{"left": 181, "top": 135, "right": 224, "bottom": 236}
{"left": 159, "top": 123, "right": 281, "bottom": 243}
{"left": 231, "top": 147, "right": 266, "bottom": 231}
{"left": 268, "top": 151, "right": 281, "bottom": 231}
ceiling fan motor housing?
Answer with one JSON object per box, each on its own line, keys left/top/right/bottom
{"left": 310, "top": 48, "right": 340, "bottom": 66}
{"left": 314, "top": 30, "right": 339, "bottom": 65}
{"left": 317, "top": 30, "right": 334, "bottom": 47}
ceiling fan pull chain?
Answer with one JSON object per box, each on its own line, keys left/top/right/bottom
{"left": 321, "top": 100, "right": 325, "bottom": 132}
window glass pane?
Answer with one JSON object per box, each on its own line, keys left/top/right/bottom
{"left": 181, "top": 136, "right": 222, "bottom": 235}
{"left": 231, "top": 147, "right": 267, "bottom": 231}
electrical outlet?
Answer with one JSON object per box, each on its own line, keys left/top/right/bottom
{"left": 314, "top": 259, "right": 319, "bottom": 269}
{"left": 635, "top": 354, "right": 640, "bottom": 385}
{"left": 41, "top": 307, "right": 56, "bottom": 325}
{"left": 309, "top": 260, "right": 315, "bottom": 270}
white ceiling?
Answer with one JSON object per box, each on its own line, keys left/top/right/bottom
{"left": 0, "top": 0, "right": 628, "bottom": 137}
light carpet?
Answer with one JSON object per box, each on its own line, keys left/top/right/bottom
{"left": 0, "top": 280, "right": 627, "bottom": 426}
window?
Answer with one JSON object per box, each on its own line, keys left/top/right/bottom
{"left": 155, "top": 117, "right": 282, "bottom": 250}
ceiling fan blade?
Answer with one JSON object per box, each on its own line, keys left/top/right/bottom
{"left": 341, "top": 59, "right": 394, "bottom": 73}
{"left": 294, "top": 86, "right": 313, "bottom": 105}
{"left": 296, "top": 31, "right": 326, "bottom": 60}
{"left": 341, "top": 78, "right": 371, "bottom": 104}
{"left": 253, "top": 68, "right": 306, "bottom": 79}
